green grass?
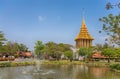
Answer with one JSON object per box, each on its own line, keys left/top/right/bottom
{"left": 0, "top": 61, "right": 35, "bottom": 67}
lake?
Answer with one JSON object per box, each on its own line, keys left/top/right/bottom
{"left": 0, "top": 64, "right": 120, "bottom": 79}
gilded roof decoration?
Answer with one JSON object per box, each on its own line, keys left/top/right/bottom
{"left": 75, "top": 17, "right": 94, "bottom": 41}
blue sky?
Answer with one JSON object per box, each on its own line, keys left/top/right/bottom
{"left": 0, "top": 0, "right": 119, "bottom": 50}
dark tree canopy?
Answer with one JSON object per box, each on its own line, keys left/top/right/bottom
{"left": 34, "top": 40, "right": 73, "bottom": 59}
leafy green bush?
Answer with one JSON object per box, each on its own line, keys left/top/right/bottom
{"left": 0, "top": 62, "right": 11, "bottom": 67}
{"left": 110, "top": 64, "right": 120, "bottom": 70}
{"left": 0, "top": 61, "right": 35, "bottom": 67}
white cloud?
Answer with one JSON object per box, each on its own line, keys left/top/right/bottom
{"left": 38, "top": 16, "right": 46, "bottom": 22}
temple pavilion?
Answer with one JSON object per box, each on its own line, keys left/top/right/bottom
{"left": 75, "top": 17, "right": 94, "bottom": 48}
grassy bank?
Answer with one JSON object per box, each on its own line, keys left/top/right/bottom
{"left": 0, "top": 61, "right": 35, "bottom": 67}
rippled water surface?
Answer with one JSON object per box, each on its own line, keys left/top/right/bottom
{"left": 0, "top": 65, "right": 120, "bottom": 79}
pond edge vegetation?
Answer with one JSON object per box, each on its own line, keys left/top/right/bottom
{"left": 0, "top": 61, "right": 35, "bottom": 67}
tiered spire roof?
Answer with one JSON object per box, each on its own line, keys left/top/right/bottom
{"left": 75, "top": 17, "right": 94, "bottom": 41}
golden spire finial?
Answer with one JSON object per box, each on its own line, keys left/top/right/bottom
{"left": 81, "top": 8, "right": 86, "bottom": 28}
{"left": 75, "top": 8, "right": 94, "bottom": 48}
{"left": 82, "top": 8, "right": 85, "bottom": 19}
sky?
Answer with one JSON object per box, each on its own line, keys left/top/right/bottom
{"left": 0, "top": 0, "right": 119, "bottom": 50}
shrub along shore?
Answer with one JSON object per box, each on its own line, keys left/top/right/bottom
{"left": 110, "top": 63, "right": 120, "bottom": 73}
{"left": 0, "top": 61, "right": 35, "bottom": 67}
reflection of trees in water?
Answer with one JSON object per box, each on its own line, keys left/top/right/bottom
{"left": 89, "top": 67, "right": 109, "bottom": 79}
{"left": 70, "top": 65, "right": 120, "bottom": 79}
{"left": 89, "top": 67, "right": 120, "bottom": 79}
{"left": 39, "top": 65, "right": 120, "bottom": 79}
{"left": 72, "top": 65, "right": 92, "bottom": 79}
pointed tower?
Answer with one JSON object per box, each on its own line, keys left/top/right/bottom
{"left": 75, "top": 17, "right": 94, "bottom": 48}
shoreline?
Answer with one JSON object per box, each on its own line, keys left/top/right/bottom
{"left": 0, "top": 60, "right": 110, "bottom": 67}
{"left": 0, "top": 60, "right": 119, "bottom": 70}
{"left": 0, "top": 61, "right": 35, "bottom": 67}
{"left": 37, "top": 60, "right": 110, "bottom": 67}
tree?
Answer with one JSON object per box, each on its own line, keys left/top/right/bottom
{"left": 115, "top": 48, "right": 120, "bottom": 57}
{"left": 95, "top": 43, "right": 113, "bottom": 51}
{"left": 19, "top": 44, "right": 28, "bottom": 52}
{"left": 106, "top": 2, "right": 120, "bottom": 10}
{"left": 103, "top": 43, "right": 110, "bottom": 49}
{"left": 58, "top": 43, "right": 73, "bottom": 53}
{"left": 0, "top": 31, "right": 6, "bottom": 46}
{"left": 78, "top": 47, "right": 93, "bottom": 61}
{"left": 99, "top": 14, "right": 120, "bottom": 46}
{"left": 0, "top": 45, "right": 8, "bottom": 54}
{"left": 99, "top": 1, "right": 120, "bottom": 46}
{"left": 102, "top": 48, "right": 115, "bottom": 63}
{"left": 6, "top": 41, "right": 19, "bottom": 54}
{"left": 0, "top": 31, "right": 6, "bottom": 53}
{"left": 44, "top": 42, "right": 61, "bottom": 59}
{"left": 0, "top": 31, "right": 29, "bottom": 56}
{"left": 64, "top": 50, "right": 73, "bottom": 59}
{"left": 95, "top": 44, "right": 103, "bottom": 52}
{"left": 114, "top": 48, "right": 120, "bottom": 61}
{"left": 4, "top": 41, "right": 29, "bottom": 56}
{"left": 100, "top": 2, "right": 120, "bottom": 62}
{"left": 43, "top": 42, "right": 73, "bottom": 60}
{"left": 34, "top": 40, "right": 44, "bottom": 58}
{"left": 78, "top": 47, "right": 86, "bottom": 56}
